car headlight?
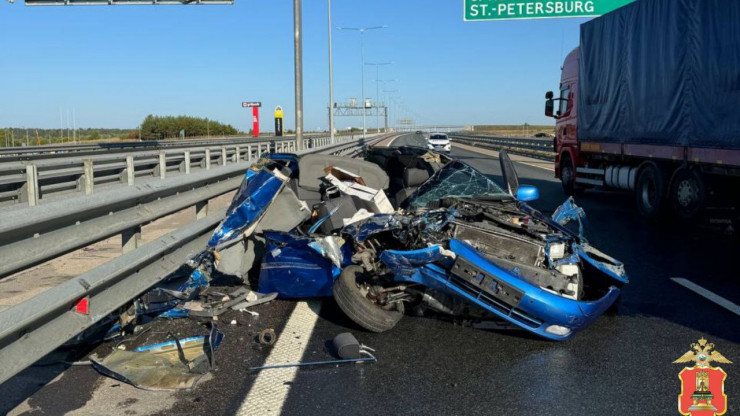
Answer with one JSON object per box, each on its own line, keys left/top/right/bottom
{"left": 545, "top": 325, "right": 572, "bottom": 336}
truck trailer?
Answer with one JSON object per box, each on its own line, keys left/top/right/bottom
{"left": 545, "top": 0, "right": 740, "bottom": 221}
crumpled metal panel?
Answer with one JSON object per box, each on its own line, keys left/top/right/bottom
{"left": 577, "top": 244, "right": 629, "bottom": 284}
{"left": 258, "top": 232, "right": 351, "bottom": 298}
{"left": 208, "top": 168, "right": 286, "bottom": 248}
{"left": 341, "top": 214, "right": 399, "bottom": 242}
{"left": 379, "top": 245, "right": 452, "bottom": 275}
{"left": 143, "top": 268, "right": 211, "bottom": 319}
{"left": 551, "top": 197, "right": 587, "bottom": 237}
{"left": 90, "top": 325, "right": 223, "bottom": 391}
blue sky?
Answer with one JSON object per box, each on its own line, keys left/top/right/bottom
{"left": 0, "top": 1, "right": 589, "bottom": 130}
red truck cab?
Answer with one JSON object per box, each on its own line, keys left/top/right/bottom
{"left": 551, "top": 47, "right": 580, "bottom": 193}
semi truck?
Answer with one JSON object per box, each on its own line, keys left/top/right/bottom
{"left": 545, "top": 0, "right": 740, "bottom": 221}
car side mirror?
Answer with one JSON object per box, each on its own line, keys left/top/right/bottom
{"left": 516, "top": 185, "right": 539, "bottom": 202}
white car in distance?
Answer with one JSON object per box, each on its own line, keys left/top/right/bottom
{"left": 426, "top": 133, "right": 451, "bottom": 153}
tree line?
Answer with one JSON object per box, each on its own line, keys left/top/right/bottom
{"left": 0, "top": 115, "right": 242, "bottom": 147}
{"left": 140, "top": 115, "right": 239, "bottom": 140}
{"left": 0, "top": 127, "right": 135, "bottom": 147}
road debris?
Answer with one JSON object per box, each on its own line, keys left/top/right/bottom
{"left": 90, "top": 324, "right": 223, "bottom": 391}
{"left": 332, "top": 332, "right": 376, "bottom": 360}
{"left": 258, "top": 328, "right": 276, "bottom": 345}
{"left": 248, "top": 333, "right": 377, "bottom": 371}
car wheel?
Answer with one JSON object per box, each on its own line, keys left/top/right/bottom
{"left": 333, "top": 265, "right": 405, "bottom": 333}
{"left": 635, "top": 162, "right": 666, "bottom": 220}
{"left": 560, "top": 154, "right": 584, "bottom": 195}
{"left": 669, "top": 168, "right": 705, "bottom": 220}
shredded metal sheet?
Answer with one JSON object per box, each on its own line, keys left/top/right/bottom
{"left": 90, "top": 325, "right": 223, "bottom": 391}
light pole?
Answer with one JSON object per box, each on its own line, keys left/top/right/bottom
{"left": 383, "top": 89, "right": 398, "bottom": 132}
{"left": 375, "top": 79, "right": 396, "bottom": 130}
{"left": 365, "top": 62, "right": 391, "bottom": 133}
{"left": 336, "top": 25, "right": 387, "bottom": 138}
{"left": 328, "top": 0, "right": 335, "bottom": 144}
{"left": 294, "top": 0, "right": 304, "bottom": 150}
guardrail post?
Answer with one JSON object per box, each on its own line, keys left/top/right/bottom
{"left": 126, "top": 155, "right": 135, "bottom": 185}
{"left": 183, "top": 151, "right": 191, "bottom": 174}
{"left": 158, "top": 151, "right": 167, "bottom": 179}
{"left": 257, "top": 144, "right": 262, "bottom": 159}
{"left": 234, "top": 146, "right": 240, "bottom": 163}
{"left": 195, "top": 201, "right": 208, "bottom": 219}
{"left": 247, "top": 144, "right": 252, "bottom": 162}
{"left": 24, "top": 164, "right": 40, "bottom": 206}
{"left": 221, "top": 147, "right": 227, "bottom": 166}
{"left": 121, "top": 226, "right": 141, "bottom": 254}
{"left": 83, "top": 159, "right": 94, "bottom": 195}
{"left": 205, "top": 149, "right": 211, "bottom": 170}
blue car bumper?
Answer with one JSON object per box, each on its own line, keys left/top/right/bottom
{"left": 387, "top": 239, "right": 622, "bottom": 341}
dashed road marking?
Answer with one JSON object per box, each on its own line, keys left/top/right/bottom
{"left": 237, "top": 300, "right": 323, "bottom": 415}
{"left": 671, "top": 277, "right": 740, "bottom": 316}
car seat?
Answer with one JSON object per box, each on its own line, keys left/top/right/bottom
{"left": 394, "top": 168, "right": 430, "bottom": 207}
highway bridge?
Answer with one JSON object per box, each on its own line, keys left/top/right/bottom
{"left": 0, "top": 133, "right": 738, "bottom": 415}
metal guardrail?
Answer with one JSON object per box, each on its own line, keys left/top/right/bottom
{"left": 0, "top": 133, "right": 333, "bottom": 160}
{"left": 0, "top": 134, "right": 360, "bottom": 207}
{"left": 393, "top": 125, "right": 468, "bottom": 133}
{"left": 0, "top": 133, "right": 393, "bottom": 385}
{"left": 451, "top": 134, "right": 556, "bottom": 161}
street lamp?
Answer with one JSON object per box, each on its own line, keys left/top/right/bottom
{"left": 365, "top": 62, "right": 392, "bottom": 133}
{"left": 336, "top": 25, "right": 387, "bottom": 138}
{"left": 294, "top": 0, "right": 304, "bottom": 150}
{"left": 327, "top": 0, "right": 334, "bottom": 143}
{"left": 383, "top": 89, "right": 398, "bottom": 132}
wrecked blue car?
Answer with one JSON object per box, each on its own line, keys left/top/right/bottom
{"left": 208, "top": 147, "right": 628, "bottom": 341}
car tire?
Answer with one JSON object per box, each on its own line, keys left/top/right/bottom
{"left": 560, "top": 154, "right": 584, "bottom": 195}
{"left": 635, "top": 162, "right": 666, "bottom": 220}
{"left": 333, "top": 265, "right": 405, "bottom": 333}
{"left": 669, "top": 168, "right": 705, "bottom": 220}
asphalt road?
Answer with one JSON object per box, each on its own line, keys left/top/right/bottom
{"left": 3, "top": 133, "right": 738, "bottom": 415}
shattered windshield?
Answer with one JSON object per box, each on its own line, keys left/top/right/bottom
{"left": 405, "top": 161, "right": 508, "bottom": 208}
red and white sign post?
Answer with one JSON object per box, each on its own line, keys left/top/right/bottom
{"left": 242, "top": 101, "right": 262, "bottom": 138}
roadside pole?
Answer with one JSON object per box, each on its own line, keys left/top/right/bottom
{"left": 294, "top": 0, "right": 304, "bottom": 150}
{"left": 328, "top": 0, "right": 335, "bottom": 144}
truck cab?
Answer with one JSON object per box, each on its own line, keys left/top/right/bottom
{"left": 547, "top": 47, "right": 580, "bottom": 194}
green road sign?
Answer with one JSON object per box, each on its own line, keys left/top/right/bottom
{"left": 464, "top": 0, "right": 636, "bottom": 21}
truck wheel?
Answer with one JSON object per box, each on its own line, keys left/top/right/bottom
{"left": 333, "top": 265, "right": 405, "bottom": 333}
{"left": 635, "top": 162, "right": 666, "bottom": 219}
{"left": 669, "top": 168, "right": 705, "bottom": 220}
{"left": 560, "top": 154, "right": 583, "bottom": 195}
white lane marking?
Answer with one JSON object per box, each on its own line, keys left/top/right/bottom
{"left": 238, "top": 300, "right": 323, "bottom": 415}
{"left": 671, "top": 278, "right": 740, "bottom": 316}
{"left": 451, "top": 143, "right": 555, "bottom": 172}
{"left": 386, "top": 134, "right": 403, "bottom": 147}
{"left": 516, "top": 160, "right": 555, "bottom": 172}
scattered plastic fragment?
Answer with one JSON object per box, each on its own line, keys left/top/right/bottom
{"left": 188, "top": 290, "right": 277, "bottom": 318}
{"left": 332, "top": 332, "right": 376, "bottom": 360}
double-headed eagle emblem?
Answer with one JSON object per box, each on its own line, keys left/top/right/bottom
{"left": 673, "top": 338, "right": 733, "bottom": 368}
